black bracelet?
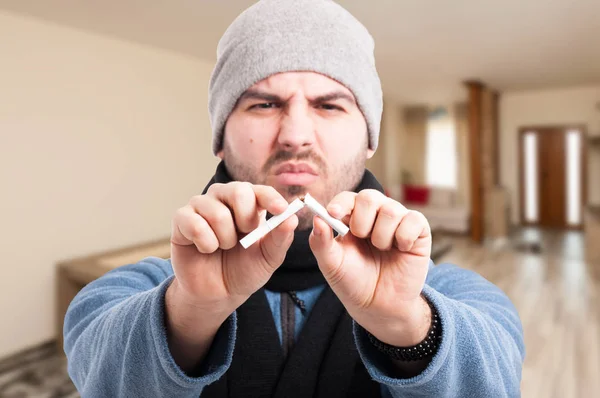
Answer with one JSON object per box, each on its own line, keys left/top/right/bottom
{"left": 365, "top": 297, "right": 442, "bottom": 362}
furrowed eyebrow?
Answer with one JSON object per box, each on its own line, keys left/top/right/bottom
{"left": 237, "top": 89, "right": 356, "bottom": 106}
{"left": 238, "top": 89, "right": 282, "bottom": 103}
{"left": 310, "top": 91, "right": 356, "bottom": 106}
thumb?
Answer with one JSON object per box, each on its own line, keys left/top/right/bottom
{"left": 309, "top": 216, "right": 344, "bottom": 281}
{"left": 257, "top": 214, "right": 298, "bottom": 271}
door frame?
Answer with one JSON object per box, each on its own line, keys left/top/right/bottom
{"left": 518, "top": 124, "right": 588, "bottom": 229}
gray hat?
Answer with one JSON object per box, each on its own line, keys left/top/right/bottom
{"left": 208, "top": 0, "right": 383, "bottom": 155}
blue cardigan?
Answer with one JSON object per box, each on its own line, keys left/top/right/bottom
{"left": 63, "top": 258, "right": 525, "bottom": 397}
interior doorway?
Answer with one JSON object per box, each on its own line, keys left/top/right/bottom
{"left": 518, "top": 125, "right": 587, "bottom": 229}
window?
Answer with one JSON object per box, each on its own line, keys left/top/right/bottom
{"left": 523, "top": 132, "right": 538, "bottom": 223}
{"left": 566, "top": 130, "right": 581, "bottom": 226}
{"left": 425, "top": 107, "right": 457, "bottom": 188}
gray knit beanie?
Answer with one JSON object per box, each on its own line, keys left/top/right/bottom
{"left": 208, "top": 0, "right": 383, "bottom": 155}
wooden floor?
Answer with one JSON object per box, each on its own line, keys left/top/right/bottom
{"left": 437, "top": 228, "right": 600, "bottom": 398}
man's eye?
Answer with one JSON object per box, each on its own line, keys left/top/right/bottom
{"left": 251, "top": 103, "right": 277, "bottom": 109}
{"left": 320, "top": 104, "right": 342, "bottom": 111}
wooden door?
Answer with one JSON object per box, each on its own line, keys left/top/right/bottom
{"left": 538, "top": 129, "right": 566, "bottom": 228}
{"left": 519, "top": 125, "right": 587, "bottom": 229}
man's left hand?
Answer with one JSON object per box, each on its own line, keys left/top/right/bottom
{"left": 309, "top": 189, "right": 432, "bottom": 347}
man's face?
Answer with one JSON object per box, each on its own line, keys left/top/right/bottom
{"left": 219, "top": 72, "right": 374, "bottom": 229}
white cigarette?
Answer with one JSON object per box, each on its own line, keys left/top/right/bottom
{"left": 239, "top": 198, "right": 305, "bottom": 249}
{"left": 303, "top": 193, "right": 349, "bottom": 237}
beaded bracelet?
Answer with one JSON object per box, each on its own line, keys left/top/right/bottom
{"left": 365, "top": 298, "right": 442, "bottom": 362}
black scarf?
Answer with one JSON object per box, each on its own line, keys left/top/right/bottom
{"left": 200, "top": 161, "right": 384, "bottom": 398}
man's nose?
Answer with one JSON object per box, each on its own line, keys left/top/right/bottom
{"left": 277, "top": 103, "right": 316, "bottom": 152}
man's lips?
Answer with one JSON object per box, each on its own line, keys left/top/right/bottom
{"left": 274, "top": 162, "right": 318, "bottom": 175}
{"left": 273, "top": 162, "right": 319, "bottom": 186}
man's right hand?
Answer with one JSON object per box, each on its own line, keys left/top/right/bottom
{"left": 164, "top": 182, "right": 298, "bottom": 373}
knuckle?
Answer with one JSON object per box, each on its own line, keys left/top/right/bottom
{"left": 173, "top": 206, "right": 188, "bottom": 221}
{"left": 189, "top": 222, "right": 206, "bottom": 241}
{"left": 221, "top": 240, "right": 237, "bottom": 251}
{"left": 371, "top": 236, "right": 389, "bottom": 251}
{"left": 189, "top": 194, "right": 206, "bottom": 209}
{"left": 350, "top": 222, "right": 370, "bottom": 238}
{"left": 198, "top": 238, "right": 218, "bottom": 254}
{"left": 408, "top": 209, "right": 424, "bottom": 219}
{"left": 395, "top": 229, "right": 413, "bottom": 247}
{"left": 330, "top": 191, "right": 352, "bottom": 206}
{"left": 380, "top": 203, "right": 403, "bottom": 219}
{"left": 408, "top": 210, "right": 429, "bottom": 227}
{"left": 210, "top": 206, "right": 232, "bottom": 225}
{"left": 265, "top": 185, "right": 282, "bottom": 200}
{"left": 358, "top": 189, "right": 381, "bottom": 207}
{"left": 206, "top": 183, "right": 224, "bottom": 194}
{"left": 174, "top": 206, "right": 193, "bottom": 226}
{"left": 232, "top": 182, "right": 254, "bottom": 203}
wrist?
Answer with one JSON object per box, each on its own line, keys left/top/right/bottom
{"left": 165, "top": 278, "right": 233, "bottom": 337}
{"left": 165, "top": 279, "right": 235, "bottom": 374}
{"left": 365, "top": 295, "right": 442, "bottom": 362}
{"left": 366, "top": 295, "right": 432, "bottom": 347}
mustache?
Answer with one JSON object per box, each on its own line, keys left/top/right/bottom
{"left": 262, "top": 150, "right": 327, "bottom": 176}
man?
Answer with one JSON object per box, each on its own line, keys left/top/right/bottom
{"left": 64, "top": 0, "right": 525, "bottom": 397}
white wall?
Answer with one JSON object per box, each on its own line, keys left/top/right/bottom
{"left": 0, "top": 10, "right": 219, "bottom": 359}
{"left": 500, "top": 85, "right": 600, "bottom": 224}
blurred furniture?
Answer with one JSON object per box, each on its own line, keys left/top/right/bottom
{"left": 587, "top": 132, "right": 600, "bottom": 262}
{"left": 585, "top": 206, "right": 600, "bottom": 263}
{"left": 402, "top": 185, "right": 470, "bottom": 234}
{"left": 56, "top": 237, "right": 171, "bottom": 352}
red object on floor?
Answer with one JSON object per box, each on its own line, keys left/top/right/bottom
{"left": 403, "top": 185, "right": 430, "bottom": 204}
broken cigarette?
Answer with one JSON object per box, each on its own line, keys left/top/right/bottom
{"left": 302, "top": 193, "right": 349, "bottom": 237}
{"left": 239, "top": 193, "right": 350, "bottom": 249}
{"left": 239, "top": 198, "right": 306, "bottom": 249}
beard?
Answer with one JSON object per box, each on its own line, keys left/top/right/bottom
{"left": 222, "top": 143, "right": 367, "bottom": 230}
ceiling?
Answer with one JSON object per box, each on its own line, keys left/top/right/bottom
{"left": 1, "top": 0, "right": 599, "bottom": 104}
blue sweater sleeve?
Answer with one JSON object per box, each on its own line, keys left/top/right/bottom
{"left": 354, "top": 261, "right": 525, "bottom": 398}
{"left": 63, "top": 256, "right": 236, "bottom": 398}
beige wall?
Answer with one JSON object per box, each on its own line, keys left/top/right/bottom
{"left": 401, "top": 106, "right": 428, "bottom": 185}
{"left": 0, "top": 10, "right": 219, "bottom": 358}
{"left": 366, "top": 98, "right": 404, "bottom": 198}
{"left": 500, "top": 85, "right": 600, "bottom": 224}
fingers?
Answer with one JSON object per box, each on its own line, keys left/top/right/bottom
{"left": 394, "top": 210, "right": 429, "bottom": 252}
{"left": 351, "top": 190, "right": 386, "bottom": 238}
{"left": 175, "top": 182, "right": 290, "bottom": 253}
{"left": 209, "top": 182, "right": 259, "bottom": 233}
{"left": 327, "top": 191, "right": 357, "bottom": 221}
{"left": 208, "top": 183, "right": 288, "bottom": 233}
{"left": 172, "top": 205, "right": 219, "bottom": 253}
{"left": 328, "top": 189, "right": 388, "bottom": 239}
{"left": 371, "top": 202, "right": 407, "bottom": 250}
{"left": 326, "top": 189, "right": 430, "bottom": 253}
{"left": 189, "top": 196, "right": 238, "bottom": 250}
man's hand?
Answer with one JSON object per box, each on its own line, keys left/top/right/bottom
{"left": 309, "top": 189, "right": 432, "bottom": 348}
{"left": 166, "top": 182, "right": 298, "bottom": 372}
